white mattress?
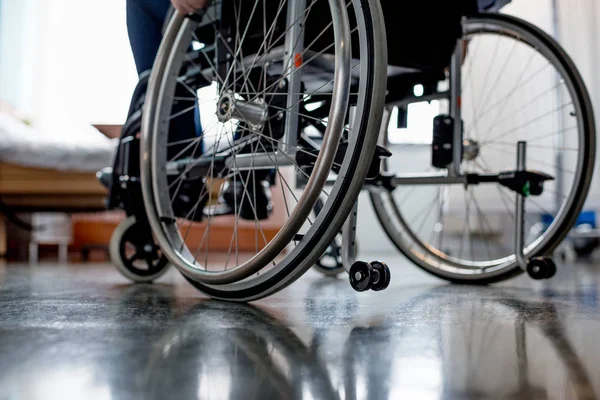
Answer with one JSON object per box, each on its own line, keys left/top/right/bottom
{"left": 0, "top": 113, "right": 117, "bottom": 172}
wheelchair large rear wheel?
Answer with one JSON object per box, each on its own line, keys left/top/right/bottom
{"left": 371, "top": 13, "right": 595, "bottom": 284}
{"left": 141, "top": 0, "right": 387, "bottom": 301}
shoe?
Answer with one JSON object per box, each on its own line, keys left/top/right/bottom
{"left": 96, "top": 167, "right": 113, "bottom": 190}
{"left": 204, "top": 176, "right": 273, "bottom": 220}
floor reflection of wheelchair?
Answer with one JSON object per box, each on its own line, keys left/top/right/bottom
{"left": 292, "top": 278, "right": 596, "bottom": 399}
{"left": 143, "top": 302, "right": 338, "bottom": 400}
{"left": 303, "top": 286, "right": 595, "bottom": 399}
{"left": 133, "top": 284, "right": 595, "bottom": 399}
{"left": 106, "top": 0, "right": 595, "bottom": 301}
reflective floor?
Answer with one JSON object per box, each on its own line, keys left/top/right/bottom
{"left": 1, "top": 255, "right": 600, "bottom": 399}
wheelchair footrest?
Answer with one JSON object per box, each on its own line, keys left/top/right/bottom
{"left": 467, "top": 170, "right": 554, "bottom": 197}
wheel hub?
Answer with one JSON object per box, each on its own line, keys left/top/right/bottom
{"left": 216, "top": 90, "right": 269, "bottom": 129}
{"left": 462, "top": 138, "right": 480, "bottom": 161}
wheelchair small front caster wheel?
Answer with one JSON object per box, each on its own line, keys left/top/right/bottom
{"left": 370, "top": 261, "right": 391, "bottom": 291}
{"left": 110, "top": 216, "right": 170, "bottom": 283}
{"left": 349, "top": 261, "right": 374, "bottom": 292}
{"left": 527, "top": 257, "right": 556, "bottom": 280}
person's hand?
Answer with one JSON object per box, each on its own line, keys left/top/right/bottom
{"left": 171, "top": 0, "right": 208, "bottom": 15}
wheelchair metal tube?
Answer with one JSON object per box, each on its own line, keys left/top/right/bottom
{"left": 342, "top": 201, "right": 359, "bottom": 273}
{"left": 515, "top": 141, "right": 528, "bottom": 271}
{"left": 241, "top": 46, "right": 286, "bottom": 70}
{"left": 391, "top": 174, "right": 467, "bottom": 186}
{"left": 550, "top": 0, "right": 565, "bottom": 213}
{"left": 342, "top": 106, "right": 360, "bottom": 273}
{"left": 377, "top": 106, "right": 393, "bottom": 147}
{"left": 225, "top": 151, "right": 297, "bottom": 171}
{"left": 165, "top": 151, "right": 298, "bottom": 177}
{"left": 325, "top": 172, "right": 468, "bottom": 188}
{"left": 449, "top": 39, "right": 464, "bottom": 177}
{"left": 281, "top": 0, "right": 307, "bottom": 151}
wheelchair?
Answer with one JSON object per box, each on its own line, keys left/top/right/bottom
{"left": 106, "top": 0, "right": 595, "bottom": 301}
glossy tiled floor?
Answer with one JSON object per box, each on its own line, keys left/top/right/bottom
{"left": 1, "top": 254, "right": 600, "bottom": 399}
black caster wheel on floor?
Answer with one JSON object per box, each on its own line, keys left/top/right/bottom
{"left": 109, "top": 216, "right": 171, "bottom": 283}
{"left": 527, "top": 257, "right": 556, "bottom": 280}
{"left": 349, "top": 261, "right": 374, "bottom": 292}
{"left": 370, "top": 261, "right": 391, "bottom": 291}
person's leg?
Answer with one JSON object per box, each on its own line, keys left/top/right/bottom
{"left": 126, "top": 0, "right": 171, "bottom": 75}
{"left": 126, "top": 0, "right": 201, "bottom": 157}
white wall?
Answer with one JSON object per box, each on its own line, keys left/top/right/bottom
{"left": 503, "top": 0, "right": 554, "bottom": 31}
{"left": 0, "top": 0, "right": 139, "bottom": 132}
{"left": 35, "top": 1, "right": 139, "bottom": 131}
{"left": 0, "top": 0, "right": 39, "bottom": 111}
{"left": 555, "top": 0, "right": 600, "bottom": 210}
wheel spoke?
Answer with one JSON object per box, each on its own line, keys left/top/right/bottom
{"left": 128, "top": 251, "right": 143, "bottom": 263}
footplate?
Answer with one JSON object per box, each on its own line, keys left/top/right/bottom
{"left": 467, "top": 170, "right": 554, "bottom": 197}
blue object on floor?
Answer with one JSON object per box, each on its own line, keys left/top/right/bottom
{"left": 542, "top": 210, "right": 597, "bottom": 229}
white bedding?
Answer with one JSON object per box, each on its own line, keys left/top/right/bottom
{"left": 0, "top": 113, "right": 117, "bottom": 172}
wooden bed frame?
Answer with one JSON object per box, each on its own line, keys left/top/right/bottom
{"left": 0, "top": 162, "right": 108, "bottom": 256}
{"left": 0, "top": 101, "right": 111, "bottom": 257}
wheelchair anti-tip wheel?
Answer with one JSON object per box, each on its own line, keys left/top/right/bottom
{"left": 371, "top": 13, "right": 595, "bottom": 284}
{"left": 140, "top": 0, "right": 387, "bottom": 301}
{"left": 526, "top": 257, "right": 557, "bottom": 280}
{"left": 348, "top": 260, "right": 391, "bottom": 292}
{"left": 110, "top": 216, "right": 170, "bottom": 283}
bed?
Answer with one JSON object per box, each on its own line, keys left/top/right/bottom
{"left": 0, "top": 104, "right": 115, "bottom": 257}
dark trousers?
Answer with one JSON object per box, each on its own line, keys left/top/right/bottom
{"left": 126, "top": 0, "right": 202, "bottom": 155}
